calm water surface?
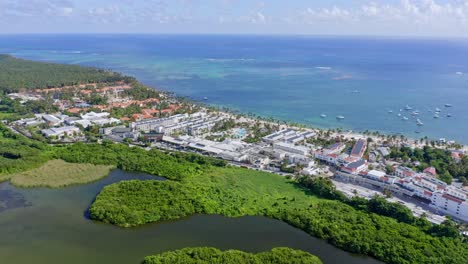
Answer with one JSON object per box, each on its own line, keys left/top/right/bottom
{"left": 1, "top": 35, "right": 468, "bottom": 142}
{"left": 0, "top": 170, "right": 380, "bottom": 264}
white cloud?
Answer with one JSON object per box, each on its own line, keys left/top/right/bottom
{"left": 0, "top": 0, "right": 74, "bottom": 17}
{"left": 1, "top": 0, "right": 468, "bottom": 35}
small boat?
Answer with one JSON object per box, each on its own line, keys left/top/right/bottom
{"left": 445, "top": 104, "right": 452, "bottom": 108}
{"left": 397, "top": 113, "right": 402, "bottom": 117}
{"left": 388, "top": 110, "right": 393, "bottom": 114}
{"left": 411, "top": 111, "right": 420, "bottom": 116}
{"left": 433, "top": 114, "right": 440, "bottom": 119}
{"left": 203, "top": 97, "right": 208, "bottom": 100}
{"left": 336, "top": 115, "right": 345, "bottom": 120}
{"left": 416, "top": 119, "right": 424, "bottom": 126}
{"left": 405, "top": 105, "right": 413, "bottom": 111}
{"left": 402, "top": 116, "right": 409, "bottom": 121}
{"left": 446, "top": 113, "right": 452, "bottom": 117}
{"left": 435, "top": 107, "right": 441, "bottom": 112}
{"left": 320, "top": 114, "right": 327, "bottom": 118}
{"left": 415, "top": 131, "right": 421, "bottom": 134}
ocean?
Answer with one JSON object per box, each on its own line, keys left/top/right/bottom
{"left": 1, "top": 34, "right": 467, "bottom": 143}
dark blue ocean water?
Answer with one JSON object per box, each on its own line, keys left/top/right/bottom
{"left": 1, "top": 34, "right": 468, "bottom": 143}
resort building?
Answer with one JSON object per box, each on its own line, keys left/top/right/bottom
{"left": 273, "top": 142, "right": 310, "bottom": 156}
{"left": 431, "top": 187, "right": 468, "bottom": 222}
{"left": 263, "top": 129, "right": 315, "bottom": 144}
{"left": 340, "top": 159, "right": 368, "bottom": 174}
{"left": 322, "top": 142, "right": 346, "bottom": 155}
{"left": 41, "top": 126, "right": 81, "bottom": 138}
{"left": 394, "top": 166, "right": 417, "bottom": 178}
{"left": 350, "top": 139, "right": 367, "bottom": 158}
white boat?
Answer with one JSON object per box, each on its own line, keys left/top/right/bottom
{"left": 433, "top": 114, "right": 440, "bottom": 119}
{"left": 397, "top": 113, "right": 402, "bottom": 117}
{"left": 416, "top": 119, "right": 424, "bottom": 126}
{"left": 404, "top": 105, "right": 413, "bottom": 111}
{"left": 388, "top": 110, "right": 393, "bottom": 114}
{"left": 320, "top": 114, "right": 327, "bottom": 118}
{"left": 336, "top": 115, "right": 345, "bottom": 120}
{"left": 203, "top": 97, "right": 208, "bottom": 100}
{"left": 446, "top": 113, "right": 452, "bottom": 117}
{"left": 445, "top": 104, "right": 452, "bottom": 108}
{"left": 411, "top": 111, "right": 420, "bottom": 116}
{"left": 402, "top": 116, "right": 409, "bottom": 121}
{"left": 435, "top": 107, "right": 441, "bottom": 112}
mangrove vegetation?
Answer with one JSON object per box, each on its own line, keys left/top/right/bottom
{"left": 142, "top": 247, "right": 323, "bottom": 264}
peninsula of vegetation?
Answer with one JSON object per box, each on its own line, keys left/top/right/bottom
{"left": 142, "top": 247, "right": 323, "bottom": 264}
{"left": 1, "top": 55, "right": 468, "bottom": 264}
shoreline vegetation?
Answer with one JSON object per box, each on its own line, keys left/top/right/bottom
{"left": 0, "top": 55, "right": 467, "bottom": 264}
{"left": 142, "top": 247, "right": 323, "bottom": 264}
{"left": 7, "top": 159, "right": 114, "bottom": 188}
{"left": 87, "top": 154, "right": 467, "bottom": 264}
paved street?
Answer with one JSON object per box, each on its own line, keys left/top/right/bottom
{"left": 331, "top": 179, "right": 446, "bottom": 224}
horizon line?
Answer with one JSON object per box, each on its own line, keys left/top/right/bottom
{"left": 1, "top": 32, "right": 468, "bottom": 40}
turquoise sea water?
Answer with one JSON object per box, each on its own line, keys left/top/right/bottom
{"left": 1, "top": 34, "right": 467, "bottom": 143}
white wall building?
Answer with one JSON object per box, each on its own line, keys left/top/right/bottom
{"left": 273, "top": 142, "right": 309, "bottom": 156}
{"left": 41, "top": 126, "right": 81, "bottom": 138}
{"left": 431, "top": 188, "right": 468, "bottom": 222}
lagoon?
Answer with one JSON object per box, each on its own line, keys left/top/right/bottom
{"left": 0, "top": 170, "right": 380, "bottom": 264}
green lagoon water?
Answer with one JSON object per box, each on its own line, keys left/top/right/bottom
{"left": 0, "top": 170, "right": 380, "bottom": 264}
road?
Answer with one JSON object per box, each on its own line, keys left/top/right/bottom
{"left": 331, "top": 179, "right": 446, "bottom": 224}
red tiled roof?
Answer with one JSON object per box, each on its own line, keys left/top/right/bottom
{"left": 423, "top": 167, "right": 437, "bottom": 176}
{"left": 442, "top": 194, "right": 464, "bottom": 204}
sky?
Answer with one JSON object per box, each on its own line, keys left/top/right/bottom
{"left": 1, "top": 0, "right": 468, "bottom": 37}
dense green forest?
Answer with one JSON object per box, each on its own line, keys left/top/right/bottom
{"left": 54, "top": 142, "right": 226, "bottom": 181}
{"left": 142, "top": 247, "right": 322, "bottom": 264}
{"left": 0, "top": 124, "right": 52, "bottom": 177}
{"left": 0, "top": 55, "right": 134, "bottom": 93}
{"left": 0, "top": 94, "right": 58, "bottom": 120}
{"left": 89, "top": 163, "right": 468, "bottom": 264}
{"left": 390, "top": 146, "right": 468, "bottom": 185}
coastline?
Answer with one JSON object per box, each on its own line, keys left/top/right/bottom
{"left": 190, "top": 99, "right": 467, "bottom": 152}
{"left": 4, "top": 34, "right": 468, "bottom": 144}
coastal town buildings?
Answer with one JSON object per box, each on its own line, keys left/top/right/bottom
{"left": 262, "top": 129, "right": 315, "bottom": 144}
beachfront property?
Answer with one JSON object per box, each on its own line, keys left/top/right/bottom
{"left": 350, "top": 139, "right": 367, "bottom": 158}
{"left": 262, "top": 128, "right": 315, "bottom": 144}
{"left": 130, "top": 112, "right": 229, "bottom": 136}
{"left": 323, "top": 142, "right": 347, "bottom": 154}
{"left": 130, "top": 114, "right": 190, "bottom": 132}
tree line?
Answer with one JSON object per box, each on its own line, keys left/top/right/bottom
{"left": 142, "top": 247, "right": 322, "bottom": 264}
{"left": 0, "top": 54, "right": 134, "bottom": 94}
{"left": 390, "top": 145, "right": 468, "bottom": 185}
